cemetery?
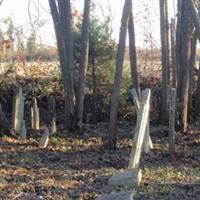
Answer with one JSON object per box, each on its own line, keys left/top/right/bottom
{"left": 0, "top": 0, "right": 200, "bottom": 199}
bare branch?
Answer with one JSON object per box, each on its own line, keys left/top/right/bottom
{"left": 0, "top": 0, "right": 4, "bottom": 6}
{"left": 28, "top": 0, "right": 36, "bottom": 35}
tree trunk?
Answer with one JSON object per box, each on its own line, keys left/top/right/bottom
{"left": 75, "top": 0, "right": 91, "bottom": 130}
{"left": 159, "top": 0, "right": 170, "bottom": 123}
{"left": 189, "top": 30, "right": 197, "bottom": 113}
{"left": 91, "top": 47, "right": 97, "bottom": 124}
{"left": 170, "top": 18, "right": 177, "bottom": 88}
{"left": 195, "top": 61, "right": 200, "bottom": 115}
{"left": 188, "top": 0, "right": 200, "bottom": 40}
{"left": 128, "top": 11, "right": 140, "bottom": 96}
{"left": 176, "top": 0, "right": 182, "bottom": 98}
{"left": 177, "top": 0, "right": 193, "bottom": 132}
{"left": 49, "top": 0, "right": 75, "bottom": 129}
{"left": 108, "top": 0, "right": 132, "bottom": 149}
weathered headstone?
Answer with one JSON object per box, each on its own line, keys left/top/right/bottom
{"left": 39, "top": 128, "right": 49, "bottom": 148}
{"left": 19, "top": 120, "right": 27, "bottom": 140}
{"left": 50, "top": 120, "right": 57, "bottom": 135}
{"left": 128, "top": 89, "right": 151, "bottom": 169}
{"left": 169, "top": 88, "right": 176, "bottom": 154}
{"left": 97, "top": 191, "right": 134, "bottom": 200}
{"left": 31, "top": 97, "right": 40, "bottom": 130}
{"left": 12, "top": 87, "right": 25, "bottom": 133}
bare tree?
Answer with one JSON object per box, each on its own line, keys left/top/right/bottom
{"left": 128, "top": 10, "right": 140, "bottom": 96}
{"left": 75, "top": 0, "right": 91, "bottom": 130}
{"left": 108, "top": 0, "right": 132, "bottom": 149}
{"left": 49, "top": 0, "right": 75, "bottom": 129}
{"left": 159, "top": 0, "right": 170, "bottom": 123}
{"left": 170, "top": 18, "right": 177, "bottom": 88}
{"left": 177, "top": 0, "right": 193, "bottom": 132}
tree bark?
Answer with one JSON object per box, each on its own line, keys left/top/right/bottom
{"left": 189, "top": 30, "right": 197, "bottom": 113}
{"left": 75, "top": 0, "right": 91, "bottom": 130}
{"left": 170, "top": 18, "right": 177, "bottom": 88}
{"left": 128, "top": 11, "right": 140, "bottom": 96}
{"left": 108, "top": 0, "right": 132, "bottom": 149}
{"left": 195, "top": 61, "right": 200, "bottom": 115}
{"left": 188, "top": 0, "right": 200, "bottom": 40}
{"left": 177, "top": 0, "right": 193, "bottom": 132}
{"left": 159, "top": 0, "right": 170, "bottom": 123}
{"left": 49, "top": 0, "right": 75, "bottom": 129}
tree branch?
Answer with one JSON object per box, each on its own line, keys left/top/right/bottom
{"left": 0, "top": 0, "right": 4, "bottom": 6}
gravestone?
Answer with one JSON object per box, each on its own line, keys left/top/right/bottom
{"left": 50, "top": 120, "right": 57, "bottom": 135}
{"left": 12, "top": 87, "right": 24, "bottom": 133}
{"left": 19, "top": 120, "right": 27, "bottom": 140}
{"left": 31, "top": 97, "right": 40, "bottom": 130}
{"left": 39, "top": 128, "right": 49, "bottom": 148}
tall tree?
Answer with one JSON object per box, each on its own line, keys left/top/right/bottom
{"left": 177, "top": 0, "right": 193, "bottom": 132}
{"left": 170, "top": 18, "right": 177, "bottom": 88}
{"left": 49, "top": 0, "right": 75, "bottom": 129}
{"left": 108, "top": 0, "right": 132, "bottom": 149}
{"left": 159, "top": 0, "right": 170, "bottom": 123}
{"left": 75, "top": 0, "right": 91, "bottom": 130}
{"left": 128, "top": 11, "right": 140, "bottom": 96}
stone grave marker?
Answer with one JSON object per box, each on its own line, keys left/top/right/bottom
{"left": 39, "top": 128, "right": 49, "bottom": 148}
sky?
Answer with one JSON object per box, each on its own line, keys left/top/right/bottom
{"left": 0, "top": 0, "right": 177, "bottom": 48}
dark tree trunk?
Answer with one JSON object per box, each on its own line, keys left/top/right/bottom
{"left": 177, "top": 0, "right": 193, "bottom": 132}
{"left": 91, "top": 47, "right": 97, "bottom": 124}
{"left": 159, "top": 0, "right": 170, "bottom": 123}
{"left": 188, "top": 0, "right": 200, "bottom": 40}
{"left": 195, "top": 61, "right": 200, "bottom": 115}
{"left": 108, "top": 0, "right": 132, "bottom": 149}
{"left": 128, "top": 11, "right": 140, "bottom": 96}
{"left": 189, "top": 30, "right": 197, "bottom": 113}
{"left": 75, "top": 0, "right": 91, "bottom": 130}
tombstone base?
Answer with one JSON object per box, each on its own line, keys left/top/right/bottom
{"left": 96, "top": 191, "right": 134, "bottom": 200}
{"left": 108, "top": 169, "right": 142, "bottom": 188}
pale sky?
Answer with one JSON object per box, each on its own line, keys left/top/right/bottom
{"left": 0, "top": 0, "right": 177, "bottom": 48}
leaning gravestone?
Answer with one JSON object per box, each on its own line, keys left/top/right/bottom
{"left": 12, "top": 87, "right": 25, "bottom": 133}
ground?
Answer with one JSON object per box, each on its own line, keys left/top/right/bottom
{"left": 0, "top": 124, "right": 200, "bottom": 200}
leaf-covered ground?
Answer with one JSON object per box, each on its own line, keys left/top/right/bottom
{"left": 0, "top": 124, "right": 200, "bottom": 200}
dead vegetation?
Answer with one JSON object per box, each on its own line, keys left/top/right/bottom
{"left": 0, "top": 124, "right": 199, "bottom": 200}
